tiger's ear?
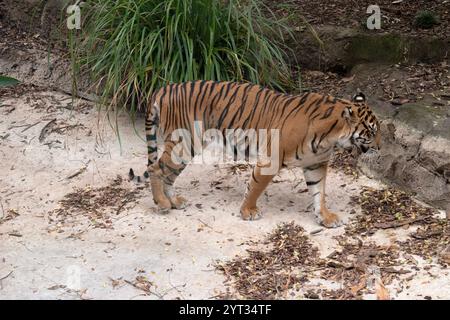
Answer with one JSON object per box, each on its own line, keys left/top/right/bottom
{"left": 352, "top": 90, "right": 366, "bottom": 103}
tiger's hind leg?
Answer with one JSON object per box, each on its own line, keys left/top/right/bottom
{"left": 240, "top": 163, "right": 275, "bottom": 221}
{"left": 303, "top": 161, "right": 343, "bottom": 228}
{"left": 149, "top": 140, "right": 188, "bottom": 213}
{"left": 149, "top": 173, "right": 172, "bottom": 214}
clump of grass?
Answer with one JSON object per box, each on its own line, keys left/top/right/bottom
{"left": 69, "top": 0, "right": 294, "bottom": 117}
{"left": 414, "top": 10, "right": 440, "bottom": 29}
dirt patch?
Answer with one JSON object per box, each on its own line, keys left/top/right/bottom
{"left": 0, "top": 83, "right": 46, "bottom": 98}
{"left": 48, "top": 176, "right": 143, "bottom": 232}
{"left": 275, "top": 0, "right": 450, "bottom": 37}
{"left": 217, "top": 185, "right": 449, "bottom": 300}
{"left": 400, "top": 220, "right": 450, "bottom": 261}
{"left": 346, "top": 187, "right": 439, "bottom": 236}
{"left": 217, "top": 220, "right": 410, "bottom": 300}
{"left": 348, "top": 62, "right": 450, "bottom": 110}
{"left": 299, "top": 61, "right": 450, "bottom": 104}
{"left": 0, "top": 0, "right": 68, "bottom": 46}
{"left": 345, "top": 187, "right": 449, "bottom": 263}
{"left": 216, "top": 222, "right": 319, "bottom": 299}
{"left": 317, "top": 238, "right": 403, "bottom": 300}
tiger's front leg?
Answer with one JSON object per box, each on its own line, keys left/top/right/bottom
{"left": 240, "top": 164, "right": 275, "bottom": 221}
{"left": 303, "top": 162, "right": 343, "bottom": 228}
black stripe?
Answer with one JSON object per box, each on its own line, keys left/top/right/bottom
{"left": 244, "top": 87, "right": 268, "bottom": 129}
{"left": 227, "top": 83, "right": 252, "bottom": 128}
{"left": 318, "top": 119, "right": 339, "bottom": 146}
{"left": 298, "top": 92, "right": 310, "bottom": 106}
{"left": 252, "top": 170, "right": 259, "bottom": 184}
{"left": 242, "top": 86, "right": 264, "bottom": 129}
{"left": 321, "top": 106, "right": 334, "bottom": 119}
{"left": 217, "top": 84, "right": 241, "bottom": 128}
{"left": 308, "top": 96, "right": 326, "bottom": 117}
{"left": 193, "top": 80, "right": 206, "bottom": 120}
{"left": 147, "top": 146, "right": 157, "bottom": 153}
{"left": 311, "top": 133, "right": 318, "bottom": 153}
{"left": 304, "top": 97, "right": 321, "bottom": 114}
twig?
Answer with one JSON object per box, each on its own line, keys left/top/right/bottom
{"left": 8, "top": 233, "right": 22, "bottom": 237}
{"left": 0, "top": 198, "right": 4, "bottom": 219}
{"left": 39, "top": 119, "right": 57, "bottom": 143}
{"left": 21, "top": 121, "right": 41, "bottom": 133}
{"left": 9, "top": 123, "right": 33, "bottom": 130}
{"left": 53, "top": 124, "right": 85, "bottom": 133}
{"left": 124, "top": 279, "right": 164, "bottom": 299}
{"left": 56, "top": 88, "right": 100, "bottom": 103}
{"left": 0, "top": 270, "right": 13, "bottom": 281}
{"left": 374, "top": 217, "right": 426, "bottom": 229}
{"left": 2, "top": 107, "right": 15, "bottom": 114}
{"left": 65, "top": 161, "right": 90, "bottom": 180}
{"left": 198, "top": 218, "right": 213, "bottom": 229}
{"left": 115, "top": 200, "right": 128, "bottom": 215}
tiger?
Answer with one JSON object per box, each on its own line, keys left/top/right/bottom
{"left": 130, "top": 80, "right": 381, "bottom": 228}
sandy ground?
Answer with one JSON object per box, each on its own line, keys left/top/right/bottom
{"left": 0, "top": 89, "right": 449, "bottom": 300}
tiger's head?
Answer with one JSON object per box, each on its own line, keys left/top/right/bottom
{"left": 337, "top": 92, "right": 381, "bottom": 155}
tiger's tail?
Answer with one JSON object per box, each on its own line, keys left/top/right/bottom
{"left": 129, "top": 92, "right": 160, "bottom": 183}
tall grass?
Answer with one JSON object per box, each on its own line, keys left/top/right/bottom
{"left": 70, "top": 0, "right": 294, "bottom": 116}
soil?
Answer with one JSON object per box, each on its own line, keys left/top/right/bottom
{"left": 274, "top": 0, "right": 450, "bottom": 38}
{"left": 298, "top": 61, "right": 450, "bottom": 105}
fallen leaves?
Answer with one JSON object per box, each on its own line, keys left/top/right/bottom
{"left": 346, "top": 187, "right": 449, "bottom": 263}
{"left": 125, "top": 275, "right": 154, "bottom": 296}
{"left": 330, "top": 149, "right": 359, "bottom": 177}
{"left": 400, "top": 220, "right": 450, "bottom": 260}
{"left": 345, "top": 187, "right": 438, "bottom": 236}
{"left": 226, "top": 163, "right": 251, "bottom": 175}
{"left": 216, "top": 222, "right": 318, "bottom": 299}
{"left": 318, "top": 239, "right": 401, "bottom": 299}
{"left": 217, "top": 185, "right": 449, "bottom": 300}
{"left": 48, "top": 175, "right": 141, "bottom": 231}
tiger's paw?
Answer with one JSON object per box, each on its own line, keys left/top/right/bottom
{"left": 155, "top": 198, "right": 172, "bottom": 214}
{"left": 240, "top": 206, "right": 262, "bottom": 221}
{"left": 317, "top": 211, "right": 343, "bottom": 228}
{"left": 170, "top": 195, "right": 187, "bottom": 210}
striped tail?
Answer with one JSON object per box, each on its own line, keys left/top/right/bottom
{"left": 145, "top": 96, "right": 160, "bottom": 169}
{"left": 129, "top": 93, "right": 160, "bottom": 183}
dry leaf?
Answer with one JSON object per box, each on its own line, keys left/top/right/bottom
{"left": 375, "top": 280, "right": 390, "bottom": 300}
{"left": 341, "top": 75, "right": 355, "bottom": 83}
{"left": 350, "top": 276, "right": 367, "bottom": 296}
